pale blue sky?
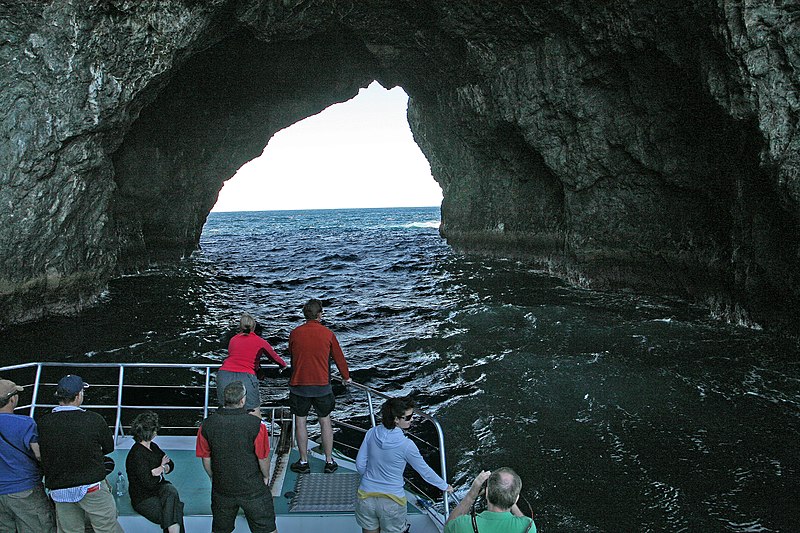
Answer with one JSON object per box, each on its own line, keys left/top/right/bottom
{"left": 212, "top": 82, "right": 443, "bottom": 212}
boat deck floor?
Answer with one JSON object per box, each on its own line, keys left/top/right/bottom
{"left": 107, "top": 436, "right": 432, "bottom": 532}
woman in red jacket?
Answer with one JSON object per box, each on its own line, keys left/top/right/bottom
{"left": 217, "top": 312, "right": 287, "bottom": 417}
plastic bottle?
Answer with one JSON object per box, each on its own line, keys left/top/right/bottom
{"left": 115, "top": 471, "right": 127, "bottom": 497}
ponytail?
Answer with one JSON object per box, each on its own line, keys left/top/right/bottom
{"left": 238, "top": 312, "right": 257, "bottom": 335}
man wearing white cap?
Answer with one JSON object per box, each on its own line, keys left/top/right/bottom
{"left": 0, "top": 378, "right": 56, "bottom": 532}
{"left": 37, "top": 374, "right": 123, "bottom": 533}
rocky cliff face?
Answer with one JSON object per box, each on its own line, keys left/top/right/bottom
{"left": 1, "top": 1, "right": 797, "bottom": 329}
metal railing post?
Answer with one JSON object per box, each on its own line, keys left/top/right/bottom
{"left": 114, "top": 366, "right": 125, "bottom": 444}
{"left": 366, "top": 391, "right": 376, "bottom": 428}
{"left": 30, "top": 364, "right": 43, "bottom": 417}
{"left": 431, "top": 417, "right": 451, "bottom": 516}
{"left": 203, "top": 367, "right": 211, "bottom": 419}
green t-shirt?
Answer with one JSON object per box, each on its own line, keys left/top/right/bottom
{"left": 444, "top": 511, "right": 536, "bottom": 533}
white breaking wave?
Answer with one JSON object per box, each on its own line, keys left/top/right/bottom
{"left": 401, "top": 220, "right": 440, "bottom": 229}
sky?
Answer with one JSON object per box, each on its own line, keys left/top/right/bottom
{"left": 211, "top": 82, "right": 443, "bottom": 212}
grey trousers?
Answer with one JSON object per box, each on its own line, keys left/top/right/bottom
{"left": 132, "top": 482, "right": 185, "bottom": 533}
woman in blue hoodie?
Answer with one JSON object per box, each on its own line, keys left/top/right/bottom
{"left": 355, "top": 396, "right": 453, "bottom": 533}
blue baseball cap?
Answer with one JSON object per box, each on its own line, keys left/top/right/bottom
{"left": 56, "top": 374, "right": 89, "bottom": 397}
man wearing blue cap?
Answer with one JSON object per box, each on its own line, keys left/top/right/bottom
{"left": 38, "top": 375, "right": 123, "bottom": 533}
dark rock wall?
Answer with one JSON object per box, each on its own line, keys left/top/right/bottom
{"left": 1, "top": 1, "right": 797, "bottom": 329}
{"left": 112, "top": 31, "right": 376, "bottom": 268}
{"left": 0, "top": 0, "right": 226, "bottom": 321}
{"left": 405, "top": 1, "right": 798, "bottom": 327}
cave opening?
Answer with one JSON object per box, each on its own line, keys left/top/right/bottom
{"left": 110, "top": 30, "right": 406, "bottom": 269}
{"left": 211, "top": 81, "right": 442, "bottom": 213}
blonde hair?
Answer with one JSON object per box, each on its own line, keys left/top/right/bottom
{"left": 238, "top": 313, "right": 256, "bottom": 334}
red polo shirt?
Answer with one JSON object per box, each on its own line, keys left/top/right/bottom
{"left": 288, "top": 320, "right": 350, "bottom": 386}
{"left": 221, "top": 333, "right": 287, "bottom": 374}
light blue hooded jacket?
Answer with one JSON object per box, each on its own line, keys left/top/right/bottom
{"left": 356, "top": 424, "right": 448, "bottom": 498}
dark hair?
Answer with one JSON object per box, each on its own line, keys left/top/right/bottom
{"left": 302, "top": 299, "right": 323, "bottom": 320}
{"left": 55, "top": 391, "right": 80, "bottom": 403}
{"left": 380, "top": 396, "right": 415, "bottom": 429}
{"left": 239, "top": 313, "right": 256, "bottom": 334}
{"left": 130, "top": 411, "right": 160, "bottom": 443}
{"left": 223, "top": 381, "right": 247, "bottom": 407}
{"left": 487, "top": 467, "right": 522, "bottom": 510}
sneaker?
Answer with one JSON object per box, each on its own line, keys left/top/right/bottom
{"left": 290, "top": 460, "right": 310, "bottom": 474}
{"left": 323, "top": 460, "right": 338, "bottom": 473}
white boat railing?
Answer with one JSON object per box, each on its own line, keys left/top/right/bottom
{"left": 0, "top": 361, "right": 452, "bottom": 516}
{"left": 0, "top": 362, "right": 226, "bottom": 441}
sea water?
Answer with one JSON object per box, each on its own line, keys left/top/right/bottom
{"left": 1, "top": 206, "right": 798, "bottom": 532}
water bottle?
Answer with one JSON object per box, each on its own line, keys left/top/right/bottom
{"left": 115, "top": 471, "right": 127, "bottom": 497}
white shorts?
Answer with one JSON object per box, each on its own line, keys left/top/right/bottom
{"left": 355, "top": 496, "right": 407, "bottom": 533}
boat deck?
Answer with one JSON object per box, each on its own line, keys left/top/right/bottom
{"left": 0, "top": 362, "right": 450, "bottom": 532}
{"left": 108, "top": 435, "right": 438, "bottom": 532}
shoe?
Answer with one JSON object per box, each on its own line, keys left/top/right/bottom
{"left": 290, "top": 460, "right": 310, "bottom": 474}
{"left": 324, "top": 460, "right": 338, "bottom": 473}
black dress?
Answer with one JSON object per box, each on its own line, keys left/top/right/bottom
{"left": 125, "top": 441, "right": 185, "bottom": 533}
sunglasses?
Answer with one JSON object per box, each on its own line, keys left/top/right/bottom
{"left": 398, "top": 413, "right": 414, "bottom": 421}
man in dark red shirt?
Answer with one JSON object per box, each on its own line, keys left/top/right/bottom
{"left": 287, "top": 299, "right": 351, "bottom": 474}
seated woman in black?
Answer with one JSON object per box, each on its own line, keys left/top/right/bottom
{"left": 125, "top": 411, "right": 185, "bottom": 533}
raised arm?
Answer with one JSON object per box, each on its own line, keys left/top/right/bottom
{"left": 155, "top": 443, "right": 174, "bottom": 475}
{"left": 405, "top": 441, "right": 450, "bottom": 491}
{"left": 258, "top": 341, "right": 287, "bottom": 367}
{"left": 329, "top": 334, "right": 350, "bottom": 382}
{"left": 446, "top": 470, "right": 491, "bottom": 523}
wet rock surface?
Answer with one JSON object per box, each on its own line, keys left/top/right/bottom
{"left": 1, "top": 1, "right": 797, "bottom": 329}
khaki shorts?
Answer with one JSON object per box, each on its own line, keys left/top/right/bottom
{"left": 355, "top": 496, "right": 407, "bottom": 533}
{"left": 0, "top": 483, "right": 56, "bottom": 533}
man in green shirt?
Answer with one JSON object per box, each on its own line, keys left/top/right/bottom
{"left": 444, "top": 467, "right": 536, "bottom": 533}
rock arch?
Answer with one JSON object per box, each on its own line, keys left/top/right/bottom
{"left": 1, "top": 1, "right": 797, "bottom": 329}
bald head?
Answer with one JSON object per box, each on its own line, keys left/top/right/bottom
{"left": 487, "top": 467, "right": 522, "bottom": 510}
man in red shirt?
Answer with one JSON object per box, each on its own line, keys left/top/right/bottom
{"left": 288, "top": 299, "right": 351, "bottom": 474}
